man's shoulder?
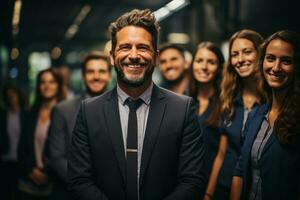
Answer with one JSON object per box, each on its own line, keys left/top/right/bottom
{"left": 156, "top": 86, "right": 191, "bottom": 103}
{"left": 82, "top": 89, "right": 114, "bottom": 107}
{"left": 55, "top": 95, "right": 83, "bottom": 112}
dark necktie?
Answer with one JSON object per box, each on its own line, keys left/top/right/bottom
{"left": 125, "top": 98, "right": 143, "bottom": 200}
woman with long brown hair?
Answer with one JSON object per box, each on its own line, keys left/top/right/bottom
{"left": 231, "top": 30, "right": 300, "bottom": 200}
{"left": 204, "top": 30, "right": 267, "bottom": 200}
{"left": 188, "top": 41, "right": 224, "bottom": 185}
{"left": 17, "top": 68, "right": 65, "bottom": 200}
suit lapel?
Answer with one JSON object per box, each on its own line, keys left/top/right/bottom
{"left": 244, "top": 114, "right": 265, "bottom": 166}
{"left": 104, "top": 88, "right": 126, "bottom": 183}
{"left": 140, "top": 86, "right": 166, "bottom": 186}
{"left": 242, "top": 106, "right": 267, "bottom": 191}
{"left": 260, "top": 130, "right": 276, "bottom": 157}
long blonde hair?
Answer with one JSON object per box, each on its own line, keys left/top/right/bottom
{"left": 220, "top": 29, "right": 267, "bottom": 120}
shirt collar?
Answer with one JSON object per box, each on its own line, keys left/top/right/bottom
{"left": 117, "top": 82, "right": 153, "bottom": 106}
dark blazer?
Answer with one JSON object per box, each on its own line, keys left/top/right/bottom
{"left": 68, "top": 85, "right": 206, "bottom": 200}
{"left": 196, "top": 97, "right": 220, "bottom": 179}
{"left": 18, "top": 108, "right": 41, "bottom": 177}
{"left": 47, "top": 95, "right": 85, "bottom": 200}
{"left": 48, "top": 95, "right": 84, "bottom": 181}
{"left": 218, "top": 95, "right": 261, "bottom": 190}
{"left": 235, "top": 104, "right": 300, "bottom": 200}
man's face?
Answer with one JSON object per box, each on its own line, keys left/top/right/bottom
{"left": 111, "top": 25, "right": 156, "bottom": 87}
{"left": 159, "top": 48, "right": 187, "bottom": 83}
{"left": 83, "top": 59, "right": 111, "bottom": 96}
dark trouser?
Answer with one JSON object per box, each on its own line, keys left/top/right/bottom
{"left": 17, "top": 190, "right": 48, "bottom": 200}
{"left": 48, "top": 179, "right": 70, "bottom": 200}
{"left": 213, "top": 184, "right": 230, "bottom": 200}
{"left": 0, "top": 161, "right": 20, "bottom": 200}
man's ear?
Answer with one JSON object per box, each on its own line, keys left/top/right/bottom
{"left": 109, "top": 50, "right": 115, "bottom": 66}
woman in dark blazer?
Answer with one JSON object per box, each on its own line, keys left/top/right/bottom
{"left": 17, "top": 68, "right": 65, "bottom": 200}
{"left": 188, "top": 41, "right": 224, "bottom": 198}
{"left": 231, "top": 30, "right": 300, "bottom": 200}
{"left": 205, "top": 30, "right": 268, "bottom": 200}
{"left": 0, "top": 83, "right": 27, "bottom": 200}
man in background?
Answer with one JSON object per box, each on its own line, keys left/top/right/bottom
{"left": 47, "top": 51, "right": 112, "bottom": 200}
{"left": 158, "top": 43, "right": 190, "bottom": 94}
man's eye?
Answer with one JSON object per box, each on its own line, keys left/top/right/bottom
{"left": 118, "top": 46, "right": 130, "bottom": 51}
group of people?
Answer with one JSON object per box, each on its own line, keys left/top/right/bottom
{"left": 0, "top": 8, "right": 299, "bottom": 200}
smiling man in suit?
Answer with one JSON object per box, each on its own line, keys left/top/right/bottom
{"left": 68, "top": 9, "right": 205, "bottom": 200}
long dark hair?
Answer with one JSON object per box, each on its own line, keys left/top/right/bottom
{"left": 189, "top": 41, "right": 224, "bottom": 127}
{"left": 32, "top": 68, "right": 65, "bottom": 111}
{"left": 259, "top": 30, "right": 300, "bottom": 145}
{"left": 2, "top": 82, "right": 27, "bottom": 109}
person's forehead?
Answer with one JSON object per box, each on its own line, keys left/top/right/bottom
{"left": 85, "top": 59, "right": 109, "bottom": 68}
{"left": 160, "top": 48, "right": 183, "bottom": 58}
{"left": 116, "top": 26, "right": 153, "bottom": 44}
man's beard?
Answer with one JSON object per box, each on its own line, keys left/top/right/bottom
{"left": 163, "top": 70, "right": 187, "bottom": 86}
{"left": 86, "top": 86, "right": 107, "bottom": 97}
{"left": 115, "top": 65, "right": 154, "bottom": 88}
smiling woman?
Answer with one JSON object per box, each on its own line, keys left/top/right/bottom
{"left": 263, "top": 39, "right": 295, "bottom": 90}
{"left": 188, "top": 41, "right": 225, "bottom": 200}
{"left": 203, "top": 30, "right": 268, "bottom": 200}
{"left": 231, "top": 30, "right": 300, "bottom": 200}
{"left": 17, "top": 68, "right": 65, "bottom": 200}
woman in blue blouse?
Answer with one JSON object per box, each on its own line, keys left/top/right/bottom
{"left": 231, "top": 30, "right": 300, "bottom": 200}
{"left": 204, "top": 30, "right": 268, "bottom": 200}
{"left": 188, "top": 41, "right": 224, "bottom": 184}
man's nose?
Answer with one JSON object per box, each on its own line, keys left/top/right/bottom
{"left": 129, "top": 47, "right": 139, "bottom": 60}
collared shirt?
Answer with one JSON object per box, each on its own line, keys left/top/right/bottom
{"left": 117, "top": 82, "right": 153, "bottom": 180}
{"left": 249, "top": 115, "right": 273, "bottom": 200}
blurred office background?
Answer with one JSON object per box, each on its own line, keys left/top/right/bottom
{"left": 1, "top": 0, "right": 299, "bottom": 104}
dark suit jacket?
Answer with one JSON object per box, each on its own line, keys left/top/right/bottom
{"left": 68, "top": 85, "right": 206, "bottom": 200}
{"left": 47, "top": 95, "right": 85, "bottom": 200}
{"left": 18, "top": 108, "right": 43, "bottom": 177}
{"left": 48, "top": 95, "right": 85, "bottom": 182}
{"left": 218, "top": 95, "right": 261, "bottom": 190}
{"left": 235, "top": 104, "right": 300, "bottom": 200}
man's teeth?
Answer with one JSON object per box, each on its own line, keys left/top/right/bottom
{"left": 127, "top": 64, "right": 143, "bottom": 68}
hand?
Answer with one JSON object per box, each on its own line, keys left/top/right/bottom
{"left": 28, "top": 167, "right": 48, "bottom": 186}
{"left": 43, "top": 157, "right": 49, "bottom": 166}
{"left": 203, "top": 193, "right": 213, "bottom": 200}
